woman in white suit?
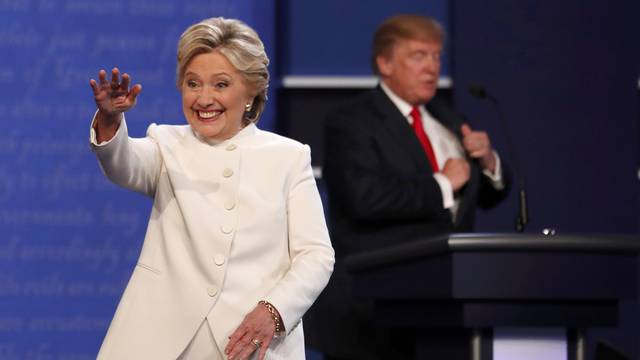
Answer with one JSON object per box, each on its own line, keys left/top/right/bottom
{"left": 88, "top": 17, "right": 334, "bottom": 360}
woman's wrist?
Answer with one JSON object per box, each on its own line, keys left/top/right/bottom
{"left": 258, "top": 300, "right": 285, "bottom": 337}
{"left": 94, "top": 111, "right": 122, "bottom": 143}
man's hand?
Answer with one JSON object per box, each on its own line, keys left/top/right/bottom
{"left": 461, "top": 123, "right": 496, "bottom": 173}
{"left": 442, "top": 158, "right": 470, "bottom": 192}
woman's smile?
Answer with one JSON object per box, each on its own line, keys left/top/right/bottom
{"left": 196, "top": 109, "right": 223, "bottom": 121}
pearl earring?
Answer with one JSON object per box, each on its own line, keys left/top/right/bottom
{"left": 245, "top": 103, "right": 252, "bottom": 112}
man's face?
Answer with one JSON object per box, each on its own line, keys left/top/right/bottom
{"left": 377, "top": 38, "right": 442, "bottom": 105}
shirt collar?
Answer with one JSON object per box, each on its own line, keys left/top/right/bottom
{"left": 380, "top": 81, "right": 420, "bottom": 119}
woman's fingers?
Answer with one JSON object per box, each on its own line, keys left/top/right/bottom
{"left": 110, "top": 67, "right": 120, "bottom": 86}
{"left": 227, "top": 330, "right": 272, "bottom": 360}
{"left": 235, "top": 338, "right": 258, "bottom": 360}
{"left": 120, "top": 73, "right": 131, "bottom": 90}
{"left": 98, "top": 69, "right": 108, "bottom": 86}
{"left": 89, "top": 79, "right": 99, "bottom": 96}
{"left": 226, "top": 325, "right": 248, "bottom": 355}
{"left": 227, "top": 331, "right": 251, "bottom": 360}
{"left": 230, "top": 334, "right": 266, "bottom": 360}
{"left": 129, "top": 84, "right": 142, "bottom": 102}
{"left": 225, "top": 306, "right": 276, "bottom": 360}
{"left": 257, "top": 335, "right": 273, "bottom": 360}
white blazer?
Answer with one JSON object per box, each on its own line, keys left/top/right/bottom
{"left": 90, "top": 117, "right": 335, "bottom": 360}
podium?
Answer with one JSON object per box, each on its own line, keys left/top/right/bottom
{"left": 344, "top": 233, "right": 640, "bottom": 360}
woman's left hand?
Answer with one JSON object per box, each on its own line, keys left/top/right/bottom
{"left": 225, "top": 304, "right": 276, "bottom": 360}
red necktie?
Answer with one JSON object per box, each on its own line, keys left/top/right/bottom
{"left": 410, "top": 106, "right": 439, "bottom": 172}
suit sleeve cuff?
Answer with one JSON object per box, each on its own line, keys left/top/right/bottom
{"left": 482, "top": 151, "right": 505, "bottom": 190}
{"left": 433, "top": 173, "right": 455, "bottom": 209}
{"left": 89, "top": 110, "right": 125, "bottom": 148}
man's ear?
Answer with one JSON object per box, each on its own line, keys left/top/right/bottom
{"left": 376, "top": 55, "right": 392, "bottom": 77}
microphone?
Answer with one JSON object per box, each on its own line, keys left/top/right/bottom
{"left": 468, "top": 85, "right": 487, "bottom": 100}
{"left": 468, "top": 84, "right": 528, "bottom": 232}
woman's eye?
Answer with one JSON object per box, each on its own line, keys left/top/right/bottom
{"left": 215, "top": 82, "right": 228, "bottom": 89}
{"left": 186, "top": 80, "right": 199, "bottom": 89}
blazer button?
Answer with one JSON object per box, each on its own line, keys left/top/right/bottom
{"left": 207, "top": 285, "right": 218, "bottom": 297}
{"left": 221, "top": 225, "right": 234, "bottom": 234}
{"left": 224, "top": 199, "right": 235, "bottom": 210}
{"left": 226, "top": 143, "right": 237, "bottom": 151}
{"left": 222, "top": 168, "right": 234, "bottom": 178}
{"left": 214, "top": 254, "right": 226, "bottom": 266}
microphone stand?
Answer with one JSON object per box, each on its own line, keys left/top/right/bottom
{"left": 470, "top": 86, "right": 528, "bottom": 232}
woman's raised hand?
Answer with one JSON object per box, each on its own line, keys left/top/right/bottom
{"left": 89, "top": 67, "right": 142, "bottom": 117}
{"left": 89, "top": 68, "right": 142, "bottom": 143}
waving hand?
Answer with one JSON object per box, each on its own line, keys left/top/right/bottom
{"left": 89, "top": 67, "right": 142, "bottom": 142}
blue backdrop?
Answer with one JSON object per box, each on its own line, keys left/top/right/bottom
{"left": 280, "top": 0, "right": 450, "bottom": 77}
{"left": 0, "top": 1, "right": 275, "bottom": 358}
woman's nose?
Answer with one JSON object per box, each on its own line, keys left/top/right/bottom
{"left": 197, "top": 86, "right": 216, "bottom": 106}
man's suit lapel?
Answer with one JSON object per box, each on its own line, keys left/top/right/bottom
{"left": 369, "top": 86, "right": 482, "bottom": 229}
{"left": 425, "top": 98, "right": 464, "bottom": 138}
{"left": 427, "top": 99, "right": 481, "bottom": 229}
{"left": 370, "top": 87, "right": 433, "bottom": 174}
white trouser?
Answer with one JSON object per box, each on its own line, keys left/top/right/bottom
{"left": 178, "top": 319, "right": 224, "bottom": 360}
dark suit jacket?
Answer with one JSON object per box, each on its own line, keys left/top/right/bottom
{"left": 305, "top": 86, "right": 511, "bottom": 359}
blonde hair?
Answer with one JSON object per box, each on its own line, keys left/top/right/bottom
{"left": 372, "top": 14, "right": 445, "bottom": 75}
{"left": 177, "top": 17, "right": 270, "bottom": 123}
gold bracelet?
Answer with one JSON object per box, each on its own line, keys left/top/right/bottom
{"left": 259, "top": 300, "right": 285, "bottom": 336}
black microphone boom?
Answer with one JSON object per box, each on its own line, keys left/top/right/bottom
{"left": 468, "top": 84, "right": 528, "bottom": 232}
{"left": 468, "top": 85, "right": 487, "bottom": 100}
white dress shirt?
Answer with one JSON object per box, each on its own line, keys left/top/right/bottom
{"left": 380, "top": 82, "right": 503, "bottom": 219}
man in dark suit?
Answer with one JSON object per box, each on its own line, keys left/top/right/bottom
{"left": 305, "top": 14, "right": 511, "bottom": 360}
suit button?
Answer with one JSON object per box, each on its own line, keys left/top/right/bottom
{"left": 222, "top": 168, "right": 234, "bottom": 178}
{"left": 226, "top": 143, "right": 237, "bottom": 151}
{"left": 221, "top": 225, "right": 234, "bottom": 234}
{"left": 224, "top": 199, "right": 235, "bottom": 210}
{"left": 207, "top": 285, "right": 218, "bottom": 297}
{"left": 214, "top": 254, "right": 226, "bottom": 265}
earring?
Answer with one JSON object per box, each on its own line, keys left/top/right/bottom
{"left": 245, "top": 103, "right": 252, "bottom": 112}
